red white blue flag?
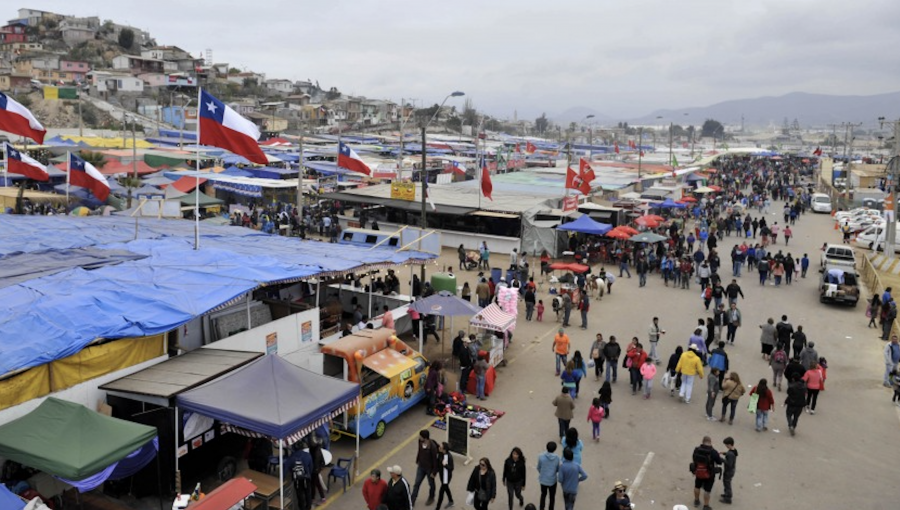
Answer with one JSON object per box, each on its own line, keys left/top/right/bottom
{"left": 198, "top": 89, "right": 267, "bottom": 165}
{"left": 4, "top": 142, "right": 48, "bottom": 181}
{"left": 69, "top": 152, "right": 110, "bottom": 201}
{"left": 0, "top": 92, "right": 45, "bottom": 144}
{"left": 338, "top": 142, "right": 371, "bottom": 176}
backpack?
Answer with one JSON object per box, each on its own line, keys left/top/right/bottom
{"left": 772, "top": 350, "right": 787, "bottom": 366}
{"left": 709, "top": 351, "right": 726, "bottom": 371}
{"left": 292, "top": 459, "right": 310, "bottom": 481}
{"left": 691, "top": 447, "right": 713, "bottom": 480}
{"left": 704, "top": 287, "right": 712, "bottom": 299}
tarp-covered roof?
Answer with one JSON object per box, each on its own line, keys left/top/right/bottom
{"left": 0, "top": 216, "right": 435, "bottom": 375}
{"left": 0, "top": 398, "right": 156, "bottom": 480}
{"left": 555, "top": 214, "right": 613, "bottom": 235}
{"left": 177, "top": 355, "right": 358, "bottom": 441}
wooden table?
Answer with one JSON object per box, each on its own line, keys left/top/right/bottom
{"left": 237, "top": 469, "right": 291, "bottom": 510}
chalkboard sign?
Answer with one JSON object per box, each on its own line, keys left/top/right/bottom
{"left": 447, "top": 415, "right": 469, "bottom": 459}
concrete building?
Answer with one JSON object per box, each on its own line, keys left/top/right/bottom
{"left": 112, "top": 55, "right": 165, "bottom": 75}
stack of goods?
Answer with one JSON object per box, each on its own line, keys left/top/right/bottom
{"left": 431, "top": 392, "right": 505, "bottom": 438}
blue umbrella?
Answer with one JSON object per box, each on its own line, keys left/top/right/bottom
{"left": 655, "top": 198, "right": 687, "bottom": 209}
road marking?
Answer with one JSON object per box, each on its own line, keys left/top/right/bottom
{"left": 319, "top": 417, "right": 434, "bottom": 509}
{"left": 627, "top": 451, "right": 655, "bottom": 499}
{"left": 505, "top": 324, "right": 560, "bottom": 365}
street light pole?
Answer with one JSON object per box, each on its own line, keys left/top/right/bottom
{"left": 636, "top": 127, "right": 644, "bottom": 192}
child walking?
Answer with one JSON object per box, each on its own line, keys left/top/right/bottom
{"left": 598, "top": 381, "right": 613, "bottom": 419}
{"left": 640, "top": 357, "right": 657, "bottom": 399}
{"left": 587, "top": 397, "right": 605, "bottom": 441}
{"left": 536, "top": 299, "right": 544, "bottom": 321}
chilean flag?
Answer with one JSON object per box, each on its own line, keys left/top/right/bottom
{"left": 614, "top": 142, "right": 620, "bottom": 154}
{"left": 449, "top": 160, "right": 467, "bottom": 176}
{"left": 813, "top": 146, "right": 823, "bottom": 156}
{"left": 198, "top": 89, "right": 267, "bottom": 165}
{"left": 4, "top": 142, "right": 48, "bottom": 181}
{"left": 526, "top": 141, "right": 537, "bottom": 154}
{"left": 481, "top": 158, "right": 493, "bottom": 201}
{"left": 579, "top": 158, "right": 596, "bottom": 183}
{"left": 338, "top": 141, "right": 371, "bottom": 176}
{"left": 0, "top": 92, "right": 46, "bottom": 144}
{"left": 69, "top": 152, "right": 110, "bottom": 201}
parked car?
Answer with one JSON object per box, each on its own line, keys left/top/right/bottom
{"left": 819, "top": 265, "right": 860, "bottom": 306}
{"left": 811, "top": 193, "right": 833, "bottom": 213}
{"left": 835, "top": 207, "right": 880, "bottom": 221}
{"left": 820, "top": 243, "right": 856, "bottom": 271}
{"left": 855, "top": 223, "right": 900, "bottom": 253}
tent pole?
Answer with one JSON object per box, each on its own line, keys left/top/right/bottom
{"left": 156, "top": 453, "right": 164, "bottom": 510}
{"left": 355, "top": 403, "right": 361, "bottom": 478}
{"left": 173, "top": 407, "right": 179, "bottom": 489}
{"left": 368, "top": 271, "right": 374, "bottom": 322}
{"left": 246, "top": 292, "right": 252, "bottom": 332}
{"left": 419, "top": 318, "right": 423, "bottom": 354}
{"left": 279, "top": 440, "right": 284, "bottom": 510}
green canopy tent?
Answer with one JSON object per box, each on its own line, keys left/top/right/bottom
{"left": 178, "top": 190, "right": 224, "bottom": 208}
{"left": 0, "top": 398, "right": 157, "bottom": 480}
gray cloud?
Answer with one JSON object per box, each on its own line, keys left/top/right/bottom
{"left": 28, "top": 0, "right": 900, "bottom": 120}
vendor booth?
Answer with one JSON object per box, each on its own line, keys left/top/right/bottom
{"left": 176, "top": 355, "right": 359, "bottom": 510}
{"left": 469, "top": 303, "right": 516, "bottom": 368}
{"left": 0, "top": 398, "right": 158, "bottom": 502}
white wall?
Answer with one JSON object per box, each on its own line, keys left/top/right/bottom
{"left": 337, "top": 218, "right": 520, "bottom": 254}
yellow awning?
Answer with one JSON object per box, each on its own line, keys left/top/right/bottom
{"left": 362, "top": 349, "right": 417, "bottom": 378}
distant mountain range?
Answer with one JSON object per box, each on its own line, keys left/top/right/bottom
{"left": 554, "top": 91, "right": 900, "bottom": 129}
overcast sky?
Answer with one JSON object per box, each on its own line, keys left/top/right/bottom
{"left": 25, "top": 0, "right": 900, "bottom": 121}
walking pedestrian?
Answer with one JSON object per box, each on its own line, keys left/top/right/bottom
{"left": 719, "top": 372, "right": 745, "bottom": 425}
{"left": 724, "top": 302, "right": 742, "bottom": 344}
{"left": 648, "top": 317, "right": 665, "bottom": 364}
{"left": 536, "top": 442, "right": 560, "bottom": 510}
{"left": 640, "top": 357, "right": 656, "bottom": 399}
{"left": 590, "top": 333, "right": 606, "bottom": 381}
{"left": 749, "top": 378, "right": 775, "bottom": 432}
{"left": 868, "top": 293, "right": 882, "bottom": 328}
{"left": 719, "top": 437, "right": 738, "bottom": 505}
{"left": 602, "top": 336, "right": 621, "bottom": 383}
{"left": 552, "top": 387, "right": 575, "bottom": 439}
{"left": 410, "top": 430, "right": 439, "bottom": 507}
{"left": 578, "top": 292, "right": 590, "bottom": 329}
{"left": 885, "top": 335, "right": 900, "bottom": 387}
{"left": 784, "top": 374, "right": 807, "bottom": 436}
{"left": 705, "top": 368, "right": 721, "bottom": 421}
{"left": 552, "top": 329, "right": 570, "bottom": 376}
{"left": 557, "top": 448, "right": 588, "bottom": 510}
{"left": 467, "top": 458, "right": 497, "bottom": 510}
{"left": 675, "top": 345, "right": 705, "bottom": 403}
{"left": 386, "top": 465, "right": 412, "bottom": 510}
{"left": 597, "top": 381, "right": 613, "bottom": 419}
{"left": 524, "top": 287, "right": 536, "bottom": 321}
{"left": 435, "top": 443, "right": 455, "bottom": 510}
{"left": 666, "top": 346, "right": 684, "bottom": 397}
{"left": 561, "top": 427, "right": 584, "bottom": 465}
{"left": 690, "top": 436, "right": 723, "bottom": 510}
{"left": 770, "top": 344, "right": 788, "bottom": 391}
{"left": 626, "top": 340, "right": 648, "bottom": 395}
{"left": 799, "top": 341, "right": 819, "bottom": 370}
{"left": 759, "top": 318, "right": 777, "bottom": 361}
{"left": 802, "top": 360, "right": 825, "bottom": 414}
{"left": 502, "top": 448, "right": 526, "bottom": 510}
{"left": 363, "top": 469, "right": 388, "bottom": 510}
{"left": 603, "top": 481, "right": 631, "bottom": 510}
{"left": 587, "top": 397, "right": 605, "bottom": 440}
{"left": 562, "top": 293, "right": 573, "bottom": 328}
{"left": 475, "top": 355, "right": 489, "bottom": 401}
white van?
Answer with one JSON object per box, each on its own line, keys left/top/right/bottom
{"left": 811, "top": 193, "right": 832, "bottom": 213}
{"left": 855, "top": 224, "right": 900, "bottom": 253}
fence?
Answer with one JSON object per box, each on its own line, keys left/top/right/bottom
{"left": 857, "top": 253, "right": 900, "bottom": 339}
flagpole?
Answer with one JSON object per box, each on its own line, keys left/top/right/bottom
{"left": 297, "top": 135, "right": 304, "bottom": 220}
{"left": 65, "top": 150, "right": 70, "bottom": 215}
{"left": 477, "top": 137, "right": 482, "bottom": 211}
{"left": 194, "top": 87, "right": 201, "bottom": 250}
{"left": 2, "top": 142, "right": 7, "bottom": 191}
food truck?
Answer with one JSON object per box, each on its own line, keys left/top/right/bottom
{"left": 321, "top": 329, "right": 428, "bottom": 439}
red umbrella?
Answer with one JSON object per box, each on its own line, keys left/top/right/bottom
{"left": 548, "top": 262, "right": 590, "bottom": 274}
{"left": 605, "top": 228, "right": 632, "bottom": 240}
{"left": 678, "top": 196, "right": 698, "bottom": 203}
{"left": 708, "top": 185, "right": 723, "bottom": 192}
{"left": 644, "top": 214, "right": 666, "bottom": 222}
{"left": 617, "top": 225, "right": 640, "bottom": 235}
{"left": 634, "top": 216, "right": 660, "bottom": 228}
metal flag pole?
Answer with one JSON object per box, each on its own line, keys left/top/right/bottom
{"left": 65, "top": 150, "right": 70, "bottom": 214}
{"left": 194, "top": 87, "right": 202, "bottom": 250}
{"left": 2, "top": 142, "right": 8, "bottom": 191}
{"left": 297, "top": 135, "right": 305, "bottom": 219}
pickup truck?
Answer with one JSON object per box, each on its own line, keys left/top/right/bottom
{"left": 819, "top": 265, "right": 860, "bottom": 306}
{"left": 820, "top": 244, "right": 856, "bottom": 271}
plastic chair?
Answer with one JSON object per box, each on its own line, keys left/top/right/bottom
{"left": 327, "top": 457, "right": 353, "bottom": 493}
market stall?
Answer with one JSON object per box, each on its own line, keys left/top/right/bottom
{"left": 469, "top": 303, "right": 516, "bottom": 368}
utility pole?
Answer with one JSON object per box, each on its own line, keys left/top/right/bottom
{"left": 420, "top": 124, "right": 427, "bottom": 284}
{"left": 636, "top": 127, "right": 644, "bottom": 192}
{"left": 842, "top": 122, "right": 863, "bottom": 210}
{"left": 881, "top": 118, "right": 900, "bottom": 258}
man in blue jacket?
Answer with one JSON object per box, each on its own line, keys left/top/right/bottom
{"left": 557, "top": 448, "right": 588, "bottom": 510}
{"left": 536, "top": 441, "right": 560, "bottom": 510}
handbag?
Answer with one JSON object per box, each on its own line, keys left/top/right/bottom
{"left": 747, "top": 392, "right": 759, "bottom": 414}
{"left": 466, "top": 492, "right": 475, "bottom": 506}
{"left": 477, "top": 489, "right": 488, "bottom": 502}
{"left": 591, "top": 347, "right": 601, "bottom": 360}
{"left": 661, "top": 371, "right": 672, "bottom": 390}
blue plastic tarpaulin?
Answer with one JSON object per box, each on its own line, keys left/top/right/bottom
{"left": 555, "top": 214, "right": 613, "bottom": 235}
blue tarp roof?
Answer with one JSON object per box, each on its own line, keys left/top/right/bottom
{"left": 0, "top": 483, "right": 24, "bottom": 510}
{"left": 555, "top": 214, "right": 613, "bottom": 235}
{"left": 247, "top": 167, "right": 299, "bottom": 180}
{"left": 0, "top": 216, "right": 435, "bottom": 375}
{"left": 177, "top": 355, "right": 358, "bottom": 440}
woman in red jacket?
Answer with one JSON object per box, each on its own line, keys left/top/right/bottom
{"left": 362, "top": 468, "right": 388, "bottom": 510}
{"left": 802, "top": 360, "right": 825, "bottom": 414}
{"left": 626, "top": 340, "right": 648, "bottom": 396}
{"left": 749, "top": 378, "right": 775, "bottom": 432}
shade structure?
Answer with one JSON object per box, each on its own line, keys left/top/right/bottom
{"left": 678, "top": 196, "right": 697, "bottom": 203}
{"left": 555, "top": 214, "right": 613, "bottom": 235}
{"left": 654, "top": 198, "right": 686, "bottom": 209}
{"left": 616, "top": 225, "right": 640, "bottom": 235}
{"left": 189, "top": 477, "right": 257, "bottom": 510}
{"left": 470, "top": 303, "right": 516, "bottom": 333}
{"left": 694, "top": 186, "right": 715, "bottom": 193}
{"left": 644, "top": 214, "right": 666, "bottom": 222}
{"left": 630, "top": 232, "right": 668, "bottom": 243}
{"left": 176, "top": 354, "right": 359, "bottom": 442}
{"left": 548, "top": 262, "right": 590, "bottom": 273}
{"left": 408, "top": 290, "right": 482, "bottom": 317}
{"left": 605, "top": 228, "right": 632, "bottom": 240}
{"left": 634, "top": 216, "right": 659, "bottom": 228}
{"left": 0, "top": 398, "right": 156, "bottom": 480}
{"left": 178, "top": 190, "right": 224, "bottom": 207}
